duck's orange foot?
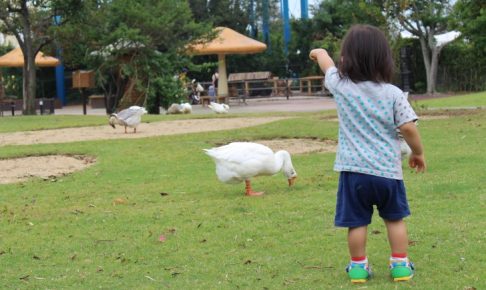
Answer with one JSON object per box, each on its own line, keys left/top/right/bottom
{"left": 244, "top": 180, "right": 263, "bottom": 196}
{"left": 245, "top": 191, "right": 264, "bottom": 196}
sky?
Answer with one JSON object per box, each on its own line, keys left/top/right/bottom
{"left": 288, "top": 0, "right": 321, "bottom": 18}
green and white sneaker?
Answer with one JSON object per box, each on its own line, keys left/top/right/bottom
{"left": 346, "top": 262, "right": 372, "bottom": 283}
{"left": 390, "top": 258, "right": 415, "bottom": 282}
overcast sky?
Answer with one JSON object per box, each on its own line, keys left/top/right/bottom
{"left": 288, "top": 0, "right": 321, "bottom": 18}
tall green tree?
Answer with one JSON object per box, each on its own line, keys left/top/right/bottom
{"left": 386, "top": 0, "right": 457, "bottom": 94}
{"left": 56, "top": 0, "right": 210, "bottom": 113}
{"left": 452, "top": 0, "right": 486, "bottom": 54}
{"left": 0, "top": 0, "right": 83, "bottom": 115}
{"left": 207, "top": 0, "right": 248, "bottom": 31}
{"left": 295, "top": 0, "right": 387, "bottom": 76}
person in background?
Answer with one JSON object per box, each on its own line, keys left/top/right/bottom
{"left": 309, "top": 24, "right": 426, "bottom": 284}
{"left": 208, "top": 84, "right": 216, "bottom": 102}
{"left": 212, "top": 71, "right": 219, "bottom": 90}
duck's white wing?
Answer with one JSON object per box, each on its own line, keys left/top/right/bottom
{"left": 205, "top": 142, "right": 275, "bottom": 183}
{"left": 117, "top": 107, "right": 138, "bottom": 120}
{"left": 208, "top": 102, "right": 227, "bottom": 114}
{"left": 117, "top": 106, "right": 146, "bottom": 127}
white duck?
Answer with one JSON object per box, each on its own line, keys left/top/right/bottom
{"left": 204, "top": 142, "right": 297, "bottom": 196}
{"left": 397, "top": 91, "right": 416, "bottom": 160}
{"left": 180, "top": 102, "right": 192, "bottom": 114}
{"left": 208, "top": 102, "right": 229, "bottom": 114}
{"left": 109, "top": 105, "right": 147, "bottom": 133}
{"left": 166, "top": 103, "right": 192, "bottom": 114}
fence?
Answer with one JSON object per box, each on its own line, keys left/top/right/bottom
{"left": 194, "top": 76, "right": 330, "bottom": 105}
{"left": 0, "top": 98, "right": 58, "bottom": 116}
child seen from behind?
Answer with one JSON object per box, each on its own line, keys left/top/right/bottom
{"left": 309, "top": 24, "right": 426, "bottom": 283}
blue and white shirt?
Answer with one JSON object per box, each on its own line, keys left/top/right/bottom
{"left": 325, "top": 66, "right": 417, "bottom": 180}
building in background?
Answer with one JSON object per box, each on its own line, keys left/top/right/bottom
{"left": 0, "top": 33, "right": 19, "bottom": 47}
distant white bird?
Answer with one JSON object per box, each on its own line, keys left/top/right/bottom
{"left": 166, "top": 103, "right": 192, "bottom": 114}
{"left": 204, "top": 142, "right": 297, "bottom": 196}
{"left": 180, "top": 102, "right": 192, "bottom": 114}
{"left": 109, "top": 105, "right": 147, "bottom": 133}
{"left": 399, "top": 138, "right": 412, "bottom": 160}
{"left": 208, "top": 102, "right": 229, "bottom": 114}
{"left": 397, "top": 92, "right": 414, "bottom": 160}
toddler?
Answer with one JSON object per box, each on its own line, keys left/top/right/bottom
{"left": 310, "top": 24, "right": 426, "bottom": 283}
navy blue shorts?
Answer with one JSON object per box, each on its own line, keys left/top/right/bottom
{"left": 334, "top": 171, "right": 410, "bottom": 228}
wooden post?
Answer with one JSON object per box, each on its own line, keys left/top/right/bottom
{"left": 244, "top": 81, "right": 250, "bottom": 98}
{"left": 82, "top": 89, "right": 88, "bottom": 115}
{"left": 39, "top": 99, "right": 44, "bottom": 115}
{"left": 72, "top": 70, "right": 95, "bottom": 115}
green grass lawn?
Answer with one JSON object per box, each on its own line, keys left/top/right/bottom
{"left": 0, "top": 95, "right": 485, "bottom": 289}
{"left": 414, "top": 91, "right": 486, "bottom": 109}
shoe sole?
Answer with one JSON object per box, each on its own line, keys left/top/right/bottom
{"left": 393, "top": 274, "right": 414, "bottom": 282}
{"left": 351, "top": 279, "right": 368, "bottom": 284}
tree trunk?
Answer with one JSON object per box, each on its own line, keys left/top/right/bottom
{"left": 19, "top": 0, "right": 37, "bottom": 115}
{"left": 429, "top": 47, "right": 441, "bottom": 94}
{"left": 419, "top": 37, "right": 434, "bottom": 94}
{"left": 0, "top": 71, "right": 5, "bottom": 100}
{"left": 22, "top": 48, "right": 37, "bottom": 115}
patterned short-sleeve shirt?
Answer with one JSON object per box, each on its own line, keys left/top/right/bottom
{"left": 325, "top": 66, "right": 417, "bottom": 180}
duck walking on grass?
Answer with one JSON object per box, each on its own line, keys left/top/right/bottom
{"left": 204, "top": 142, "right": 297, "bottom": 196}
{"left": 109, "top": 106, "right": 147, "bottom": 133}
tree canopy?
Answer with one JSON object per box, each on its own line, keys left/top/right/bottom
{"left": 1, "top": 0, "right": 484, "bottom": 114}
{"left": 55, "top": 0, "right": 211, "bottom": 112}
{"left": 0, "top": 0, "right": 84, "bottom": 114}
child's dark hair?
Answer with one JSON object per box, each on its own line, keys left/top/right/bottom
{"left": 339, "top": 25, "right": 394, "bottom": 83}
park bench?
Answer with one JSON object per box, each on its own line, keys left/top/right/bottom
{"left": 228, "top": 71, "right": 274, "bottom": 103}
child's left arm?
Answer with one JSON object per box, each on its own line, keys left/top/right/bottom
{"left": 309, "top": 49, "right": 335, "bottom": 73}
{"left": 399, "top": 121, "right": 426, "bottom": 173}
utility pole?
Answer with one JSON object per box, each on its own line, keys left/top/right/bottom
{"left": 281, "top": 0, "right": 290, "bottom": 56}
{"left": 301, "top": 0, "right": 309, "bottom": 19}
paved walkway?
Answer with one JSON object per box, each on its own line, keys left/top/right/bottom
{"left": 53, "top": 96, "right": 337, "bottom": 116}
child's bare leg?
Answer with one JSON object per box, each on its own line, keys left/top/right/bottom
{"left": 348, "top": 226, "right": 368, "bottom": 257}
{"left": 384, "top": 219, "right": 408, "bottom": 254}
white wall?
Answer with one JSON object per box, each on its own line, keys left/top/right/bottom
{"left": 0, "top": 33, "right": 19, "bottom": 48}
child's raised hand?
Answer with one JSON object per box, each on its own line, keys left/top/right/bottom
{"left": 309, "top": 49, "right": 335, "bottom": 72}
{"left": 309, "top": 48, "right": 327, "bottom": 62}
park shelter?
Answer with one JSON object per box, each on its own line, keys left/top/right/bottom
{"left": 187, "top": 27, "right": 267, "bottom": 97}
{"left": 0, "top": 47, "right": 60, "bottom": 109}
{"left": 0, "top": 47, "right": 60, "bottom": 67}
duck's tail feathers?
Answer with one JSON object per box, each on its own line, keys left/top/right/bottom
{"left": 203, "top": 148, "right": 215, "bottom": 157}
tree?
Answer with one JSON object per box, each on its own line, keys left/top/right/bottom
{"left": 386, "top": 0, "right": 457, "bottom": 94}
{"left": 291, "top": 0, "right": 387, "bottom": 76}
{"left": 55, "top": 0, "right": 210, "bottom": 113}
{"left": 452, "top": 0, "right": 486, "bottom": 53}
{"left": 0, "top": 0, "right": 82, "bottom": 115}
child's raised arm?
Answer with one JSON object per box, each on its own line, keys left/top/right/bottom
{"left": 309, "top": 48, "right": 335, "bottom": 73}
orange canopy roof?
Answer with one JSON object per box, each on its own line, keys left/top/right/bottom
{"left": 188, "top": 27, "right": 267, "bottom": 55}
{"left": 0, "top": 47, "right": 60, "bottom": 67}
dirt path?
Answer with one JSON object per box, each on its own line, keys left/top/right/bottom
{"left": 0, "top": 117, "right": 289, "bottom": 146}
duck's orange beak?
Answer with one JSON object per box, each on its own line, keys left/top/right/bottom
{"left": 288, "top": 176, "right": 297, "bottom": 187}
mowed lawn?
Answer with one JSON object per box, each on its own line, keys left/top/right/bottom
{"left": 0, "top": 92, "right": 485, "bottom": 289}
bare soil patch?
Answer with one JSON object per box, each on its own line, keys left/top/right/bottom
{"left": 256, "top": 138, "right": 337, "bottom": 155}
{"left": 320, "top": 108, "right": 483, "bottom": 122}
{"left": 417, "top": 108, "right": 484, "bottom": 117}
{"left": 0, "top": 155, "right": 96, "bottom": 184}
